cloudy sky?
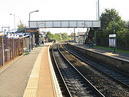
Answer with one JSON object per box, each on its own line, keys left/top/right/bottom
{"left": 0, "top": 0, "right": 129, "bottom": 32}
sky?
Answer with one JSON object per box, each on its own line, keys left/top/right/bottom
{"left": 0, "top": 0, "right": 129, "bottom": 33}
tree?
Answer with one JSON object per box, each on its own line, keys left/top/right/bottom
{"left": 46, "top": 32, "right": 54, "bottom": 40}
{"left": 91, "top": 8, "right": 129, "bottom": 50}
{"left": 45, "top": 32, "right": 69, "bottom": 41}
{"left": 100, "top": 9, "right": 121, "bottom": 30}
{"left": 93, "top": 9, "right": 126, "bottom": 46}
{"left": 61, "top": 33, "right": 69, "bottom": 40}
{"left": 54, "top": 33, "right": 61, "bottom": 41}
{"left": 17, "top": 21, "right": 26, "bottom": 32}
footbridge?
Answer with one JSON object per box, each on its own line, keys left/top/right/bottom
{"left": 29, "top": 20, "right": 100, "bottom": 28}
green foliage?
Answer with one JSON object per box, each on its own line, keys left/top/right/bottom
{"left": 46, "top": 32, "right": 54, "bottom": 40}
{"left": 100, "top": 9, "right": 121, "bottom": 29}
{"left": 54, "top": 34, "right": 61, "bottom": 41}
{"left": 95, "top": 46, "right": 129, "bottom": 54}
{"left": 94, "top": 8, "right": 129, "bottom": 50}
{"left": 100, "top": 9, "right": 125, "bottom": 35}
{"left": 17, "top": 21, "right": 26, "bottom": 32}
{"left": 46, "top": 32, "right": 69, "bottom": 41}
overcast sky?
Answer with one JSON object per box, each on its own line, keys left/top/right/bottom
{"left": 0, "top": 0, "right": 129, "bottom": 32}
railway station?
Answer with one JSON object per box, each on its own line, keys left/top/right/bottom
{"left": 0, "top": 21, "right": 129, "bottom": 97}
{"left": 0, "top": 0, "right": 129, "bottom": 97}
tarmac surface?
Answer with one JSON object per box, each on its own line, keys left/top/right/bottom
{"left": 0, "top": 47, "right": 41, "bottom": 97}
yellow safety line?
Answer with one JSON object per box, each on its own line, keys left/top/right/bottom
{"left": 23, "top": 48, "right": 43, "bottom": 97}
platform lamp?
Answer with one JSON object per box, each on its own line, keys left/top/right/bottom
{"left": 29, "top": 10, "right": 39, "bottom": 28}
{"left": 28, "top": 10, "right": 39, "bottom": 51}
{"left": 10, "top": 13, "right": 16, "bottom": 31}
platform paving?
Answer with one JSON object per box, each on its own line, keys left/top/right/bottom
{"left": 0, "top": 46, "right": 41, "bottom": 97}
{"left": 23, "top": 43, "right": 62, "bottom": 97}
{"left": 37, "top": 45, "right": 56, "bottom": 97}
{"left": 74, "top": 43, "right": 129, "bottom": 60}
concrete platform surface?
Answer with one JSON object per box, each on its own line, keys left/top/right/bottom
{"left": 74, "top": 43, "right": 129, "bottom": 60}
{"left": 23, "top": 43, "right": 62, "bottom": 97}
{"left": 0, "top": 46, "right": 41, "bottom": 97}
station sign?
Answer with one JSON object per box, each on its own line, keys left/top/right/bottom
{"left": 109, "top": 34, "right": 116, "bottom": 38}
{"left": 109, "top": 34, "right": 116, "bottom": 47}
{"left": 26, "top": 28, "right": 39, "bottom": 33}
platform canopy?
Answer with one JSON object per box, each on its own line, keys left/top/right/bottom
{"left": 29, "top": 20, "right": 101, "bottom": 28}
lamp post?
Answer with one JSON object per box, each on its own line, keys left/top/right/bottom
{"left": 29, "top": 10, "right": 39, "bottom": 28}
{"left": 10, "top": 13, "right": 15, "bottom": 31}
{"left": 113, "top": 20, "right": 116, "bottom": 53}
{"left": 28, "top": 10, "right": 39, "bottom": 51}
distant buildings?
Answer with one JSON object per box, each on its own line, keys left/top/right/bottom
{"left": 75, "top": 32, "right": 87, "bottom": 44}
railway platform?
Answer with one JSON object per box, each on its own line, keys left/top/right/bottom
{"left": 73, "top": 43, "right": 129, "bottom": 60}
{"left": 0, "top": 44, "right": 41, "bottom": 97}
{"left": 0, "top": 43, "right": 62, "bottom": 97}
{"left": 23, "top": 43, "right": 62, "bottom": 97}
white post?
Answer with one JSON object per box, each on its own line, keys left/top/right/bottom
{"left": 98, "top": 0, "right": 100, "bottom": 20}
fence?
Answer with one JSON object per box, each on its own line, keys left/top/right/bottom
{"left": 0, "top": 36, "right": 30, "bottom": 66}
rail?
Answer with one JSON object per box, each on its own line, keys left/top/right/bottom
{"left": 64, "top": 44, "right": 129, "bottom": 89}
{"left": 51, "top": 44, "right": 105, "bottom": 97}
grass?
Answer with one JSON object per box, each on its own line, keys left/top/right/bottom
{"left": 95, "top": 45, "right": 129, "bottom": 54}
{"left": 23, "top": 51, "right": 30, "bottom": 55}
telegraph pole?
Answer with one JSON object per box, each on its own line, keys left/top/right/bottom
{"left": 98, "top": 0, "right": 100, "bottom": 20}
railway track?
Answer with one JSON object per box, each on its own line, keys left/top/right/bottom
{"left": 59, "top": 44, "right": 129, "bottom": 97}
{"left": 64, "top": 44, "right": 129, "bottom": 88}
{"left": 51, "top": 44, "right": 104, "bottom": 97}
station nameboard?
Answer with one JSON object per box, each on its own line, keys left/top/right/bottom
{"left": 109, "top": 34, "right": 116, "bottom": 47}
{"left": 26, "top": 28, "right": 38, "bottom": 33}
{"left": 109, "top": 34, "right": 116, "bottom": 38}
